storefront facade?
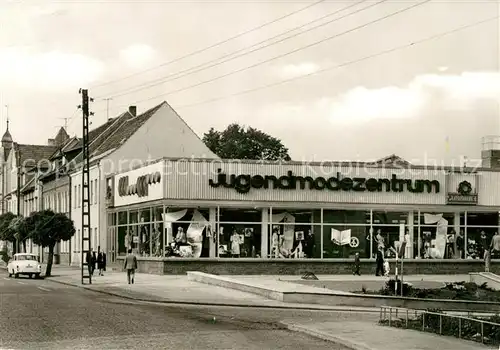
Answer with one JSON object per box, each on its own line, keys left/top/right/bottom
{"left": 107, "top": 158, "right": 500, "bottom": 274}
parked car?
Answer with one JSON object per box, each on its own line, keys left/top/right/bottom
{"left": 8, "top": 253, "right": 42, "bottom": 279}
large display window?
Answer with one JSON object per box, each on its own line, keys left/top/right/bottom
{"left": 322, "top": 210, "right": 370, "bottom": 258}
{"left": 218, "top": 208, "right": 261, "bottom": 258}
{"left": 268, "top": 208, "right": 320, "bottom": 259}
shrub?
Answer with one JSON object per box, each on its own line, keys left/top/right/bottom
{"left": 381, "top": 278, "right": 413, "bottom": 296}
{"left": 0, "top": 250, "right": 9, "bottom": 264}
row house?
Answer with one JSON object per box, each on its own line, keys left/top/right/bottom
{"left": 0, "top": 123, "right": 63, "bottom": 255}
{"left": 68, "top": 102, "right": 216, "bottom": 266}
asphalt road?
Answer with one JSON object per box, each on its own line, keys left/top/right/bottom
{"left": 0, "top": 275, "right": 377, "bottom": 350}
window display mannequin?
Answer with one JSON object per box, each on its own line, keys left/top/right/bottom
{"left": 139, "top": 217, "right": 149, "bottom": 256}
{"left": 230, "top": 230, "right": 240, "bottom": 257}
{"left": 125, "top": 230, "right": 132, "bottom": 250}
{"left": 376, "top": 229, "right": 385, "bottom": 251}
{"left": 152, "top": 224, "right": 161, "bottom": 257}
{"left": 271, "top": 226, "right": 280, "bottom": 258}
{"left": 175, "top": 227, "right": 187, "bottom": 245}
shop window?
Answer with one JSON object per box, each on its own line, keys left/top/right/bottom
{"left": 464, "top": 226, "right": 497, "bottom": 260}
{"left": 218, "top": 223, "right": 261, "bottom": 258}
{"left": 466, "top": 212, "right": 499, "bottom": 227}
{"left": 219, "top": 208, "right": 261, "bottom": 223}
{"left": 117, "top": 226, "right": 127, "bottom": 255}
{"left": 129, "top": 210, "right": 138, "bottom": 225}
{"left": 269, "top": 208, "right": 320, "bottom": 224}
{"left": 322, "top": 209, "right": 371, "bottom": 225}
{"left": 268, "top": 208, "right": 320, "bottom": 259}
{"left": 117, "top": 211, "right": 127, "bottom": 226}
{"left": 152, "top": 206, "right": 163, "bottom": 222}
{"left": 268, "top": 222, "right": 316, "bottom": 259}
{"left": 419, "top": 212, "right": 454, "bottom": 226}
{"left": 139, "top": 208, "right": 151, "bottom": 223}
{"left": 163, "top": 207, "right": 211, "bottom": 258}
{"left": 373, "top": 211, "right": 408, "bottom": 225}
{"left": 322, "top": 224, "right": 371, "bottom": 258}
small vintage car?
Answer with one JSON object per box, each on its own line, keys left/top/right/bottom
{"left": 7, "top": 253, "right": 42, "bottom": 279}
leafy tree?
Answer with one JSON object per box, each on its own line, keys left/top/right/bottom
{"left": 28, "top": 210, "right": 76, "bottom": 277}
{"left": 203, "top": 123, "right": 291, "bottom": 161}
{"left": 0, "top": 212, "right": 17, "bottom": 244}
{"left": 9, "top": 216, "right": 30, "bottom": 253}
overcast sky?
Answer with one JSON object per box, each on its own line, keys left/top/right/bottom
{"left": 0, "top": 0, "right": 498, "bottom": 166}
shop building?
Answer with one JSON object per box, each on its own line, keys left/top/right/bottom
{"left": 107, "top": 155, "right": 500, "bottom": 275}
{"left": 69, "top": 102, "right": 217, "bottom": 266}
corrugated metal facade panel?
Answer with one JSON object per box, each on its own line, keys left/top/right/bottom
{"left": 164, "top": 160, "right": 446, "bottom": 205}
{"left": 478, "top": 171, "right": 500, "bottom": 206}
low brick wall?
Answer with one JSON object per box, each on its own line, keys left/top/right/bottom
{"left": 116, "top": 257, "right": 496, "bottom": 275}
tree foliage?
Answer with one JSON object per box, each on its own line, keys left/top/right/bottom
{"left": 27, "top": 210, "right": 76, "bottom": 277}
{"left": 9, "top": 216, "right": 30, "bottom": 253}
{"left": 28, "top": 210, "right": 75, "bottom": 248}
{"left": 0, "top": 212, "right": 17, "bottom": 243}
{"left": 202, "top": 123, "right": 291, "bottom": 161}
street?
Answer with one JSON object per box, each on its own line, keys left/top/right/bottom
{"left": 0, "top": 276, "right": 376, "bottom": 349}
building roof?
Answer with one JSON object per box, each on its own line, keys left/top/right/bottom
{"left": 15, "top": 143, "right": 58, "bottom": 170}
{"left": 54, "top": 127, "right": 69, "bottom": 146}
{"left": 70, "top": 102, "right": 165, "bottom": 167}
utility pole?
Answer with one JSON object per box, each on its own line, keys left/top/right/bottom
{"left": 16, "top": 149, "right": 21, "bottom": 254}
{"left": 104, "top": 98, "right": 112, "bottom": 120}
{"left": 78, "top": 88, "right": 93, "bottom": 285}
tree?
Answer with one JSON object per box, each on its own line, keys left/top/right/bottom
{"left": 9, "top": 216, "right": 30, "bottom": 253}
{"left": 0, "top": 212, "right": 17, "bottom": 244}
{"left": 202, "top": 123, "right": 291, "bottom": 161}
{"left": 28, "top": 210, "right": 76, "bottom": 277}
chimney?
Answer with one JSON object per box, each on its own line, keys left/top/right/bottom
{"left": 47, "top": 138, "right": 56, "bottom": 146}
{"left": 481, "top": 135, "right": 500, "bottom": 169}
{"left": 128, "top": 106, "right": 137, "bottom": 117}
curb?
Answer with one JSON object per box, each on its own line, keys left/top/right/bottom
{"left": 280, "top": 322, "right": 373, "bottom": 350}
{"left": 44, "top": 277, "right": 380, "bottom": 312}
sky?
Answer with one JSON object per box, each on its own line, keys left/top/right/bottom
{"left": 0, "top": 0, "right": 498, "bottom": 166}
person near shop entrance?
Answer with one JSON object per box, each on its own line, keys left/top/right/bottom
{"left": 123, "top": 249, "right": 138, "bottom": 284}
{"left": 491, "top": 232, "right": 500, "bottom": 258}
{"left": 97, "top": 246, "right": 106, "bottom": 276}
{"left": 352, "top": 252, "right": 361, "bottom": 276}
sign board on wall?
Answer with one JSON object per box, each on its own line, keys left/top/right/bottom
{"left": 446, "top": 180, "right": 478, "bottom": 205}
{"left": 113, "top": 161, "right": 165, "bottom": 207}
{"left": 163, "top": 160, "right": 447, "bottom": 206}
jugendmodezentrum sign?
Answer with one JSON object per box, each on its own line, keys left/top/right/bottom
{"left": 209, "top": 169, "right": 440, "bottom": 194}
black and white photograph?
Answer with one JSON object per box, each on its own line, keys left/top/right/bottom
{"left": 0, "top": 0, "right": 499, "bottom": 348}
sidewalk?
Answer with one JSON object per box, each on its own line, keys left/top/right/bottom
{"left": 281, "top": 320, "right": 494, "bottom": 350}
{"left": 42, "top": 266, "right": 379, "bottom": 312}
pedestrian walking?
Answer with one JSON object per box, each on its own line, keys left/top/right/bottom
{"left": 123, "top": 249, "right": 137, "bottom": 284}
{"left": 353, "top": 252, "right": 361, "bottom": 276}
{"left": 91, "top": 251, "right": 97, "bottom": 276}
{"left": 97, "top": 246, "right": 105, "bottom": 276}
{"left": 85, "top": 250, "right": 92, "bottom": 277}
